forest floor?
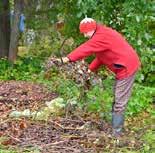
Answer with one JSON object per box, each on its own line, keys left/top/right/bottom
{"left": 0, "top": 81, "right": 154, "bottom": 153}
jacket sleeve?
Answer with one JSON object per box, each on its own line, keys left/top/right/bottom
{"left": 89, "top": 58, "right": 102, "bottom": 71}
{"left": 67, "top": 37, "right": 108, "bottom": 62}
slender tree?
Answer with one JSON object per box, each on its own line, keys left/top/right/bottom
{"left": 9, "top": 0, "right": 24, "bottom": 61}
{"left": 0, "top": 0, "right": 10, "bottom": 58}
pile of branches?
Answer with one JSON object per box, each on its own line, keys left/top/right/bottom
{"left": 0, "top": 117, "right": 144, "bottom": 153}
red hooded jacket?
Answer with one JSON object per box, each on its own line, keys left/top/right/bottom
{"left": 67, "top": 24, "right": 141, "bottom": 79}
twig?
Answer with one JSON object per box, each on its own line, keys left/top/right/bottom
{"left": 61, "top": 135, "right": 85, "bottom": 139}
{"left": 7, "top": 134, "right": 22, "bottom": 143}
{"left": 43, "top": 140, "right": 68, "bottom": 147}
{"left": 49, "top": 120, "right": 64, "bottom": 130}
{"left": 62, "top": 117, "right": 85, "bottom": 124}
{"left": 45, "top": 145, "right": 83, "bottom": 153}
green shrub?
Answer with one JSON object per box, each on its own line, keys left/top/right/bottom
{"left": 80, "top": 77, "right": 155, "bottom": 118}
{"left": 56, "top": 79, "right": 80, "bottom": 100}
{"left": 127, "top": 84, "right": 155, "bottom": 116}
{"left": 0, "top": 57, "right": 43, "bottom": 81}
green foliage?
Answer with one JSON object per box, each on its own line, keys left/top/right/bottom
{"left": 85, "top": 85, "right": 112, "bottom": 120}
{"left": 142, "top": 129, "right": 155, "bottom": 152}
{"left": 84, "top": 77, "right": 112, "bottom": 117}
{"left": 0, "top": 148, "right": 17, "bottom": 153}
{"left": 80, "top": 77, "right": 155, "bottom": 118}
{"left": 56, "top": 78, "right": 80, "bottom": 100}
{"left": 0, "top": 57, "right": 43, "bottom": 81}
{"left": 27, "top": 35, "right": 54, "bottom": 57}
{"left": 127, "top": 84, "right": 155, "bottom": 116}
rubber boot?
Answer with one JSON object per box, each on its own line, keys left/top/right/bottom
{"left": 112, "top": 112, "right": 124, "bottom": 137}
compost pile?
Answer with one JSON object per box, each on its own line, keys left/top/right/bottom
{"left": 0, "top": 81, "right": 58, "bottom": 118}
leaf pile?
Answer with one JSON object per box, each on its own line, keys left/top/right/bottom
{"left": 0, "top": 81, "right": 58, "bottom": 117}
{"left": 45, "top": 57, "right": 103, "bottom": 89}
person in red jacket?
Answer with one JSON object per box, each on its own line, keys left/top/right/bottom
{"left": 59, "top": 17, "right": 141, "bottom": 137}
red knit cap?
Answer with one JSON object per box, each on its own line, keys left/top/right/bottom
{"left": 79, "top": 17, "right": 97, "bottom": 33}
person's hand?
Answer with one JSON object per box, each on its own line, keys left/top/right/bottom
{"left": 44, "top": 56, "right": 70, "bottom": 70}
{"left": 87, "top": 69, "right": 91, "bottom": 73}
{"left": 45, "top": 57, "right": 62, "bottom": 70}
{"left": 61, "top": 57, "right": 70, "bottom": 63}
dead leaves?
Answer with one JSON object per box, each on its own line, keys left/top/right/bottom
{"left": 0, "top": 81, "right": 58, "bottom": 115}
{"left": 45, "top": 57, "right": 103, "bottom": 89}
{"left": 0, "top": 119, "right": 28, "bottom": 146}
{"left": 0, "top": 116, "right": 148, "bottom": 152}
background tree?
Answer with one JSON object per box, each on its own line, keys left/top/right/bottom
{"left": 0, "top": 0, "right": 25, "bottom": 61}
{"left": 0, "top": 0, "right": 10, "bottom": 58}
{"left": 9, "top": 0, "right": 24, "bottom": 61}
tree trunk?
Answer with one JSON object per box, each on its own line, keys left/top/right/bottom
{"left": 8, "top": 0, "right": 23, "bottom": 62}
{"left": 0, "top": 0, "right": 10, "bottom": 58}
